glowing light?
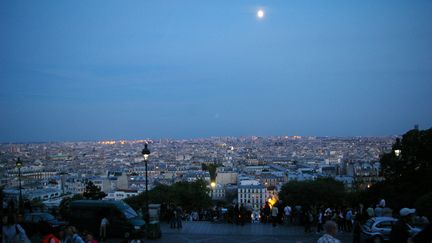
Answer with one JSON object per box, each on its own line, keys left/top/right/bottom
{"left": 99, "top": 140, "right": 116, "bottom": 145}
{"left": 257, "top": 9, "right": 264, "bottom": 19}
{"left": 210, "top": 181, "right": 216, "bottom": 188}
{"left": 394, "top": 149, "right": 401, "bottom": 157}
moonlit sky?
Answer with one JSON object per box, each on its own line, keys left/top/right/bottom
{"left": 1, "top": 1, "right": 432, "bottom": 142}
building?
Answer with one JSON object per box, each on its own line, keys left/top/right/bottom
{"left": 216, "top": 172, "right": 238, "bottom": 185}
{"left": 105, "top": 189, "right": 139, "bottom": 201}
{"left": 258, "top": 173, "right": 278, "bottom": 188}
{"left": 210, "top": 184, "right": 225, "bottom": 200}
{"left": 237, "top": 184, "right": 266, "bottom": 210}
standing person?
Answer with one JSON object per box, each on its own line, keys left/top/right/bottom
{"left": 345, "top": 208, "right": 353, "bottom": 232}
{"left": 65, "top": 226, "right": 85, "bottom": 243}
{"left": 390, "top": 208, "right": 416, "bottom": 243}
{"left": 413, "top": 222, "right": 432, "bottom": 243}
{"left": 366, "top": 204, "right": 375, "bottom": 219}
{"left": 271, "top": 204, "right": 279, "bottom": 227}
{"left": 304, "top": 209, "right": 313, "bottom": 233}
{"left": 324, "top": 208, "right": 332, "bottom": 222}
{"left": 239, "top": 204, "right": 246, "bottom": 226}
{"left": 374, "top": 204, "right": 383, "bottom": 217}
{"left": 317, "top": 209, "right": 324, "bottom": 233}
{"left": 100, "top": 216, "right": 109, "bottom": 242}
{"left": 169, "top": 205, "right": 177, "bottom": 228}
{"left": 317, "top": 220, "right": 341, "bottom": 243}
{"left": 2, "top": 214, "right": 29, "bottom": 243}
{"left": 85, "top": 233, "right": 98, "bottom": 243}
{"left": 176, "top": 206, "right": 183, "bottom": 229}
{"left": 336, "top": 209, "right": 344, "bottom": 231}
{"left": 39, "top": 221, "right": 61, "bottom": 243}
{"left": 264, "top": 202, "right": 271, "bottom": 224}
{"left": 234, "top": 204, "right": 240, "bottom": 224}
{"left": 284, "top": 205, "right": 292, "bottom": 225}
{"left": 352, "top": 203, "right": 366, "bottom": 243}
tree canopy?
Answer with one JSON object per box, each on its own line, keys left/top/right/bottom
{"left": 279, "top": 177, "right": 346, "bottom": 207}
{"left": 125, "top": 179, "right": 212, "bottom": 212}
{"left": 368, "top": 128, "right": 432, "bottom": 215}
{"left": 202, "top": 163, "right": 219, "bottom": 182}
{"left": 381, "top": 128, "right": 432, "bottom": 182}
{"left": 83, "top": 181, "right": 107, "bottom": 200}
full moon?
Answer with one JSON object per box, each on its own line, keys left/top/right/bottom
{"left": 257, "top": 9, "right": 264, "bottom": 19}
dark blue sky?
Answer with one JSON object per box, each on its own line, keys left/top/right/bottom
{"left": 1, "top": 1, "right": 432, "bottom": 142}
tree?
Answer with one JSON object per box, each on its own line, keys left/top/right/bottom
{"left": 381, "top": 128, "right": 432, "bottom": 182}
{"left": 125, "top": 179, "right": 212, "bottom": 212}
{"left": 368, "top": 128, "right": 432, "bottom": 210}
{"left": 83, "top": 181, "right": 107, "bottom": 200}
{"left": 279, "top": 178, "right": 346, "bottom": 207}
{"left": 202, "top": 163, "right": 218, "bottom": 182}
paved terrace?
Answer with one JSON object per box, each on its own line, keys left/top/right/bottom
{"left": 131, "top": 221, "right": 353, "bottom": 243}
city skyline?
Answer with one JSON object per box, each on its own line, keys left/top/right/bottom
{"left": 1, "top": 1, "right": 432, "bottom": 143}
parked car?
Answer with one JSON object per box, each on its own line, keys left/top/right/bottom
{"left": 68, "top": 200, "right": 146, "bottom": 238}
{"left": 22, "top": 212, "right": 67, "bottom": 236}
{"left": 361, "top": 216, "right": 421, "bottom": 242}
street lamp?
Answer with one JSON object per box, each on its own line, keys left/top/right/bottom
{"left": 210, "top": 181, "right": 216, "bottom": 200}
{"left": 16, "top": 158, "right": 23, "bottom": 214}
{"left": 394, "top": 138, "right": 402, "bottom": 158}
{"left": 142, "top": 143, "right": 150, "bottom": 223}
{"left": 394, "top": 149, "right": 402, "bottom": 158}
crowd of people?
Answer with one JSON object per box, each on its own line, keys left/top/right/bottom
{"left": 2, "top": 213, "right": 94, "bottom": 243}
{"left": 1, "top": 212, "right": 123, "bottom": 243}
{"left": 3, "top": 198, "right": 431, "bottom": 243}
{"left": 159, "top": 198, "right": 431, "bottom": 243}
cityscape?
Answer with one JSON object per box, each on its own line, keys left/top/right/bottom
{"left": 1, "top": 0, "right": 432, "bottom": 242}
{"left": 1, "top": 135, "right": 394, "bottom": 206}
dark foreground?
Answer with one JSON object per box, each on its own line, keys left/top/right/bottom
{"left": 111, "top": 221, "right": 353, "bottom": 243}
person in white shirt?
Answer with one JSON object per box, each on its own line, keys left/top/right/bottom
{"left": 284, "top": 205, "right": 291, "bottom": 224}
{"left": 271, "top": 206, "right": 279, "bottom": 227}
{"left": 317, "top": 220, "right": 341, "bottom": 243}
{"left": 100, "top": 216, "right": 109, "bottom": 241}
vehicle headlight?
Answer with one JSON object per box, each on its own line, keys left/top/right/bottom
{"left": 134, "top": 226, "right": 141, "bottom": 230}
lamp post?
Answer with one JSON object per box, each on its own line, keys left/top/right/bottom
{"left": 210, "top": 181, "right": 216, "bottom": 200}
{"left": 394, "top": 149, "right": 402, "bottom": 158}
{"left": 16, "top": 158, "right": 23, "bottom": 214}
{"left": 394, "top": 138, "right": 402, "bottom": 158}
{"left": 142, "top": 143, "right": 150, "bottom": 223}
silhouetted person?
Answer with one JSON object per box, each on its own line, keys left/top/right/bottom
{"left": 413, "top": 222, "right": 432, "bottom": 243}
{"left": 352, "top": 204, "right": 366, "bottom": 243}
{"left": 390, "top": 208, "right": 416, "bottom": 243}
{"left": 239, "top": 204, "right": 246, "bottom": 226}
{"left": 271, "top": 205, "right": 279, "bottom": 227}
{"left": 2, "top": 214, "right": 29, "bottom": 243}
{"left": 176, "top": 206, "right": 183, "bottom": 229}
{"left": 263, "top": 202, "right": 270, "bottom": 224}
{"left": 317, "top": 220, "right": 341, "bottom": 243}
{"left": 39, "top": 221, "right": 61, "bottom": 243}
{"left": 100, "top": 216, "right": 109, "bottom": 242}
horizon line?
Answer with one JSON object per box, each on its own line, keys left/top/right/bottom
{"left": 0, "top": 133, "right": 402, "bottom": 145}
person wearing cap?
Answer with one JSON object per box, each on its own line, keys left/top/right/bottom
{"left": 390, "top": 208, "right": 416, "bottom": 243}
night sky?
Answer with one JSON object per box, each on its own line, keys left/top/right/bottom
{"left": 1, "top": 1, "right": 432, "bottom": 142}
